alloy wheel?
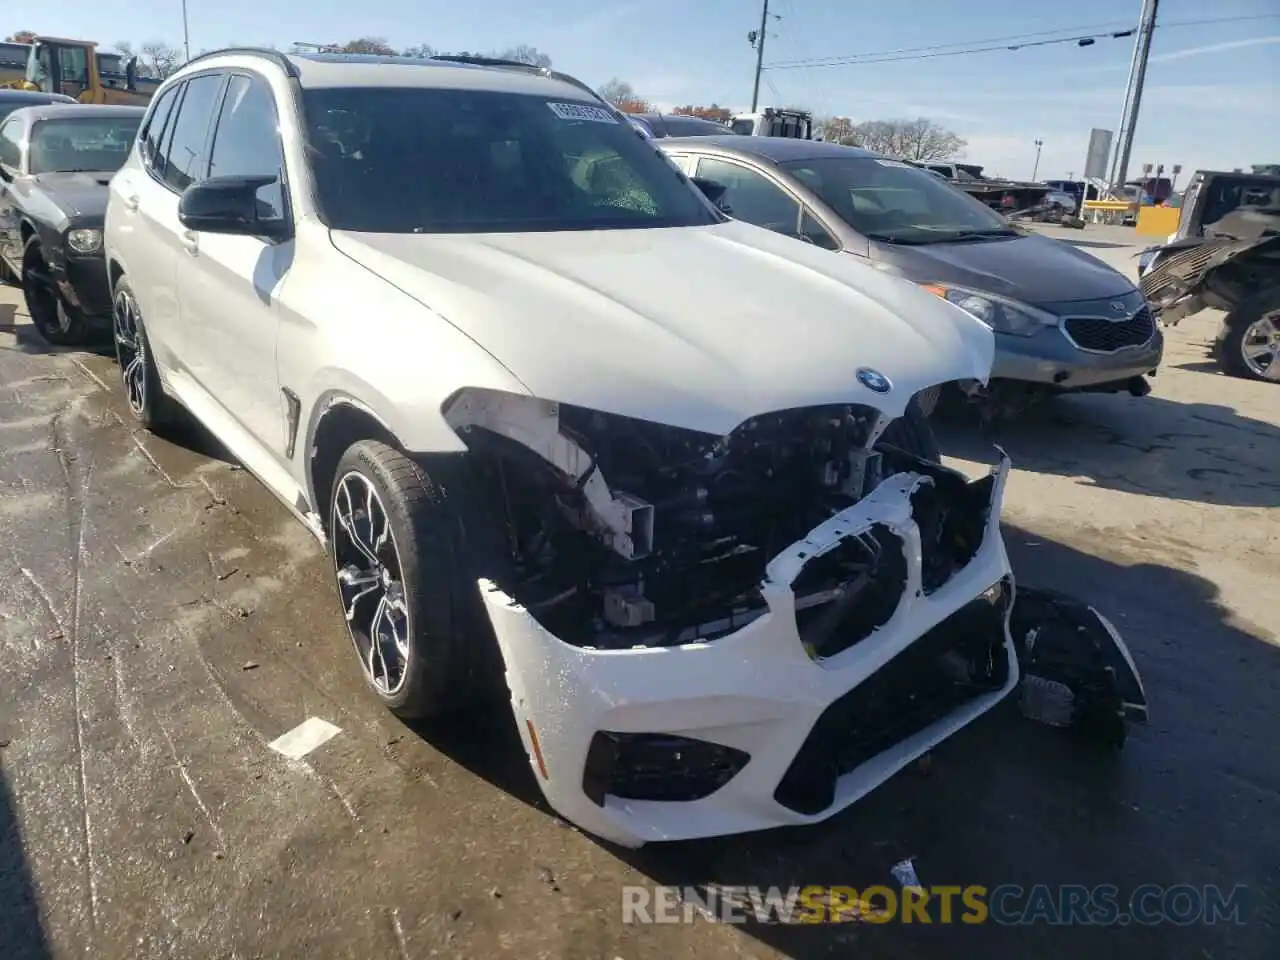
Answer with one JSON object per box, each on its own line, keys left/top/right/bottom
{"left": 113, "top": 288, "right": 148, "bottom": 415}
{"left": 332, "top": 471, "right": 412, "bottom": 696}
{"left": 1240, "top": 310, "right": 1280, "bottom": 381}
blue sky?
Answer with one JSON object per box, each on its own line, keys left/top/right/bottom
{"left": 15, "top": 0, "right": 1279, "bottom": 180}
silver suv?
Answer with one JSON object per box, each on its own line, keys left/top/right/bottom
{"left": 103, "top": 49, "right": 1145, "bottom": 848}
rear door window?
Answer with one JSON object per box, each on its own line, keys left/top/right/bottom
{"left": 139, "top": 83, "right": 180, "bottom": 174}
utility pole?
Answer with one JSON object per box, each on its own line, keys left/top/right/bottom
{"left": 1032, "top": 139, "right": 1044, "bottom": 180}
{"left": 1107, "top": 0, "right": 1160, "bottom": 195}
{"left": 750, "top": 0, "right": 769, "bottom": 112}
{"left": 181, "top": 0, "right": 191, "bottom": 61}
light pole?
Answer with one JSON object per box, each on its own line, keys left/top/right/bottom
{"left": 1032, "top": 139, "right": 1044, "bottom": 181}
{"left": 1108, "top": 0, "right": 1160, "bottom": 194}
{"left": 749, "top": 0, "right": 769, "bottom": 112}
{"left": 181, "top": 0, "right": 191, "bottom": 60}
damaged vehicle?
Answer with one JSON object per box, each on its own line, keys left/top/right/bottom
{"left": 1139, "top": 169, "right": 1280, "bottom": 382}
{"left": 102, "top": 49, "right": 1147, "bottom": 848}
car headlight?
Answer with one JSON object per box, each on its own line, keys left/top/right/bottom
{"left": 921, "top": 284, "right": 1056, "bottom": 337}
{"left": 65, "top": 228, "right": 102, "bottom": 255}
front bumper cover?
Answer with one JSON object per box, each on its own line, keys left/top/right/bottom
{"left": 479, "top": 454, "right": 1019, "bottom": 848}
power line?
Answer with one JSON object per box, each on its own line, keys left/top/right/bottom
{"left": 765, "top": 13, "right": 1280, "bottom": 70}
{"left": 768, "top": 20, "right": 1135, "bottom": 67}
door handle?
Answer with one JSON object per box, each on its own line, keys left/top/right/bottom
{"left": 123, "top": 194, "right": 140, "bottom": 212}
{"left": 180, "top": 230, "right": 198, "bottom": 254}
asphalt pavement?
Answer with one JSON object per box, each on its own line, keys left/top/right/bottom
{"left": 1, "top": 228, "right": 1277, "bottom": 958}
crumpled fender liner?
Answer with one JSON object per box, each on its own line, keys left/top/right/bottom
{"left": 1010, "top": 585, "right": 1148, "bottom": 748}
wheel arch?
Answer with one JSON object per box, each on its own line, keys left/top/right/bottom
{"left": 306, "top": 387, "right": 476, "bottom": 534}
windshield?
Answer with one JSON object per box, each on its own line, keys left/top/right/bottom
{"left": 28, "top": 116, "right": 141, "bottom": 173}
{"left": 781, "top": 155, "right": 1014, "bottom": 243}
{"left": 301, "top": 87, "right": 720, "bottom": 233}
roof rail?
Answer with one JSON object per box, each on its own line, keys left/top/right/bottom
{"left": 429, "top": 54, "right": 609, "bottom": 108}
{"left": 179, "top": 47, "right": 300, "bottom": 79}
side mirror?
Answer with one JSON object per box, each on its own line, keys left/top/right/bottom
{"left": 692, "top": 176, "right": 731, "bottom": 213}
{"left": 124, "top": 56, "right": 137, "bottom": 92}
{"left": 178, "top": 175, "right": 290, "bottom": 240}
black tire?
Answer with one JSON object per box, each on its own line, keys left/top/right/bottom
{"left": 328, "top": 440, "right": 502, "bottom": 719}
{"left": 112, "top": 277, "right": 176, "bottom": 430}
{"left": 878, "top": 396, "right": 941, "bottom": 463}
{"left": 22, "top": 235, "right": 92, "bottom": 346}
{"left": 1214, "top": 291, "right": 1280, "bottom": 383}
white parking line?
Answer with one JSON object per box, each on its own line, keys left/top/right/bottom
{"left": 268, "top": 717, "right": 342, "bottom": 759}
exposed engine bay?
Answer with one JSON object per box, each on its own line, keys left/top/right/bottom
{"left": 444, "top": 389, "right": 992, "bottom": 653}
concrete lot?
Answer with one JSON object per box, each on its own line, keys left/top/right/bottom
{"left": 1, "top": 224, "right": 1276, "bottom": 959}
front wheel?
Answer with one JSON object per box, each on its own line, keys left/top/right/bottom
{"left": 112, "top": 278, "right": 176, "bottom": 428}
{"left": 22, "top": 236, "right": 91, "bottom": 346}
{"left": 329, "top": 441, "right": 502, "bottom": 719}
{"left": 878, "top": 396, "right": 942, "bottom": 463}
{"left": 1215, "top": 294, "right": 1280, "bottom": 383}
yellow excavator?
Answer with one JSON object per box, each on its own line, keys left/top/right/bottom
{"left": 0, "top": 36, "right": 157, "bottom": 104}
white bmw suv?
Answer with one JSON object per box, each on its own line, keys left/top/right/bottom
{"left": 103, "top": 50, "right": 1145, "bottom": 848}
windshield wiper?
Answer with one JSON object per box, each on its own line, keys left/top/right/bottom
{"left": 863, "top": 232, "right": 931, "bottom": 245}
{"left": 931, "top": 228, "right": 1020, "bottom": 242}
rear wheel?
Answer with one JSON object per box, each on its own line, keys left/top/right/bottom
{"left": 328, "top": 441, "right": 503, "bottom": 719}
{"left": 1216, "top": 294, "right": 1280, "bottom": 382}
{"left": 22, "top": 235, "right": 91, "bottom": 347}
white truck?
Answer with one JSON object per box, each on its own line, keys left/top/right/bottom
{"left": 729, "top": 106, "right": 812, "bottom": 139}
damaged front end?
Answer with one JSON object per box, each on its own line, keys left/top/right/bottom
{"left": 1140, "top": 230, "right": 1280, "bottom": 327}
{"left": 442, "top": 388, "right": 1146, "bottom": 847}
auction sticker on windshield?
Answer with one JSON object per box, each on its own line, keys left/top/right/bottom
{"left": 548, "top": 102, "right": 618, "bottom": 124}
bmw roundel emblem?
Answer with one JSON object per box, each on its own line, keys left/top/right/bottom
{"left": 856, "top": 367, "right": 892, "bottom": 393}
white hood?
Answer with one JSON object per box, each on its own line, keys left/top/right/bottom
{"left": 330, "top": 219, "right": 994, "bottom": 433}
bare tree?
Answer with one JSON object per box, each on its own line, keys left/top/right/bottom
{"left": 112, "top": 41, "right": 135, "bottom": 58}
{"left": 672, "top": 104, "right": 732, "bottom": 123}
{"left": 817, "top": 116, "right": 856, "bottom": 144}
{"left": 140, "top": 41, "right": 183, "bottom": 78}
{"left": 846, "top": 118, "right": 965, "bottom": 162}
{"left": 339, "top": 37, "right": 396, "bottom": 55}
{"left": 895, "top": 118, "right": 966, "bottom": 162}
{"left": 401, "top": 43, "right": 436, "bottom": 59}
{"left": 497, "top": 44, "right": 551, "bottom": 68}
{"left": 597, "top": 78, "right": 636, "bottom": 106}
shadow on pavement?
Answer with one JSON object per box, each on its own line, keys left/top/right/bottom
{"left": 936, "top": 393, "right": 1280, "bottom": 508}
{"left": 0, "top": 304, "right": 114, "bottom": 359}
{"left": 0, "top": 763, "right": 52, "bottom": 959}
{"left": 406, "top": 522, "right": 1277, "bottom": 958}
{"left": 604, "top": 525, "right": 1279, "bottom": 959}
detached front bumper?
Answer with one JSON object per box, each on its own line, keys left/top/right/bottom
{"left": 479, "top": 456, "right": 1018, "bottom": 848}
